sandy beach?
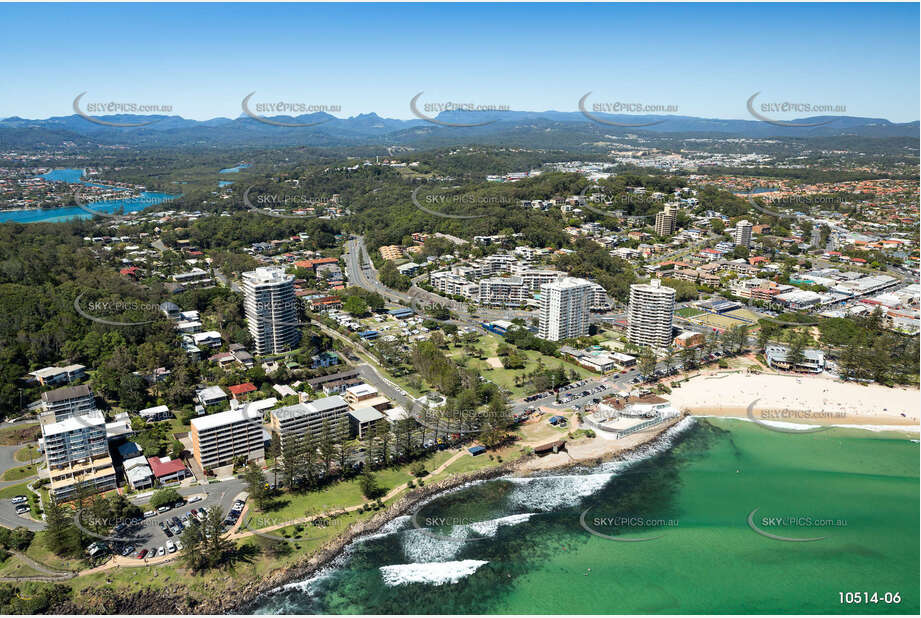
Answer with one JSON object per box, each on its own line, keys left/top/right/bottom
{"left": 669, "top": 372, "right": 920, "bottom": 429}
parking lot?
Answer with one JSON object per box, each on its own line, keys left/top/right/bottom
{"left": 89, "top": 492, "right": 251, "bottom": 562}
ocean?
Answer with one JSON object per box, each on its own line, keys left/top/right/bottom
{"left": 247, "top": 418, "right": 919, "bottom": 614}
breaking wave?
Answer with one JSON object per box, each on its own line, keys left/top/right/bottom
{"left": 379, "top": 560, "right": 489, "bottom": 586}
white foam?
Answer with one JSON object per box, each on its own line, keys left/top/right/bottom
{"left": 467, "top": 512, "right": 534, "bottom": 537}
{"left": 503, "top": 472, "right": 615, "bottom": 511}
{"left": 356, "top": 515, "right": 412, "bottom": 543}
{"left": 400, "top": 524, "right": 470, "bottom": 562}
{"left": 379, "top": 560, "right": 488, "bottom": 586}
{"left": 279, "top": 516, "right": 415, "bottom": 593}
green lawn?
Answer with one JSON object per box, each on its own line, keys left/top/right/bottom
{"left": 2, "top": 463, "right": 38, "bottom": 481}
{"left": 676, "top": 307, "right": 704, "bottom": 318}
{"left": 14, "top": 444, "right": 41, "bottom": 463}
{"left": 24, "top": 531, "right": 86, "bottom": 572}
{"left": 428, "top": 446, "right": 522, "bottom": 481}
{"left": 449, "top": 335, "right": 595, "bottom": 398}
{"left": 0, "top": 481, "right": 31, "bottom": 499}
{"left": 0, "top": 557, "right": 44, "bottom": 578}
{"left": 253, "top": 451, "right": 455, "bottom": 523}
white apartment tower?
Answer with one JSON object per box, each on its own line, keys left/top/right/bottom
{"left": 538, "top": 277, "right": 593, "bottom": 341}
{"left": 242, "top": 267, "right": 300, "bottom": 355}
{"left": 733, "top": 220, "right": 753, "bottom": 248}
{"left": 627, "top": 279, "right": 676, "bottom": 348}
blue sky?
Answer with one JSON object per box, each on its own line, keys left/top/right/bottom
{"left": 1, "top": 2, "right": 918, "bottom": 122}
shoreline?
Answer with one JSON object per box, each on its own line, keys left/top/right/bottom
{"left": 56, "top": 416, "right": 688, "bottom": 614}
{"left": 225, "top": 414, "right": 688, "bottom": 614}
{"left": 671, "top": 372, "right": 919, "bottom": 428}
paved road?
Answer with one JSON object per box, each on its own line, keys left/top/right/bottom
{"left": 344, "top": 236, "right": 536, "bottom": 330}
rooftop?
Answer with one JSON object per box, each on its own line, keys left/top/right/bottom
{"left": 349, "top": 406, "right": 385, "bottom": 423}
{"left": 42, "top": 384, "right": 92, "bottom": 404}
{"left": 190, "top": 407, "right": 261, "bottom": 432}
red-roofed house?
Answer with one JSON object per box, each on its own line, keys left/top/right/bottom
{"left": 294, "top": 257, "right": 339, "bottom": 271}
{"left": 120, "top": 266, "right": 141, "bottom": 279}
{"left": 147, "top": 456, "right": 188, "bottom": 484}
{"left": 748, "top": 256, "right": 768, "bottom": 265}
{"left": 228, "top": 382, "right": 257, "bottom": 400}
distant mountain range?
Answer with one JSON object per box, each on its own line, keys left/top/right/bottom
{"left": 0, "top": 109, "right": 917, "bottom": 150}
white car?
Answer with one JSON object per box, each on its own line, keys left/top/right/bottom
{"left": 166, "top": 540, "right": 176, "bottom": 553}
{"left": 188, "top": 495, "right": 202, "bottom": 503}
{"left": 156, "top": 546, "right": 165, "bottom": 557}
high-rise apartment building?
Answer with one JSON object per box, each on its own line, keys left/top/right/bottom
{"left": 654, "top": 204, "right": 679, "bottom": 237}
{"left": 538, "top": 277, "right": 593, "bottom": 341}
{"left": 627, "top": 279, "right": 676, "bottom": 348}
{"left": 242, "top": 267, "right": 300, "bottom": 355}
{"left": 41, "top": 409, "right": 116, "bottom": 500}
{"left": 733, "top": 220, "right": 753, "bottom": 248}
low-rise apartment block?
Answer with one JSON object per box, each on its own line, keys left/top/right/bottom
{"left": 269, "top": 395, "right": 349, "bottom": 448}
{"left": 190, "top": 407, "right": 265, "bottom": 471}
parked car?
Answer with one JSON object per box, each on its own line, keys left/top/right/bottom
{"left": 166, "top": 540, "right": 176, "bottom": 553}
{"left": 144, "top": 510, "right": 155, "bottom": 518}
{"left": 163, "top": 527, "right": 173, "bottom": 538}
{"left": 121, "top": 545, "right": 135, "bottom": 557}
{"left": 156, "top": 546, "right": 165, "bottom": 557}
{"left": 10, "top": 496, "right": 27, "bottom": 505}
{"left": 157, "top": 505, "right": 170, "bottom": 513}
{"left": 15, "top": 505, "right": 29, "bottom": 514}
{"left": 188, "top": 496, "right": 202, "bottom": 504}
{"left": 136, "top": 549, "right": 148, "bottom": 559}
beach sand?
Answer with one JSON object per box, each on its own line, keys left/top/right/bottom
{"left": 670, "top": 372, "right": 919, "bottom": 428}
